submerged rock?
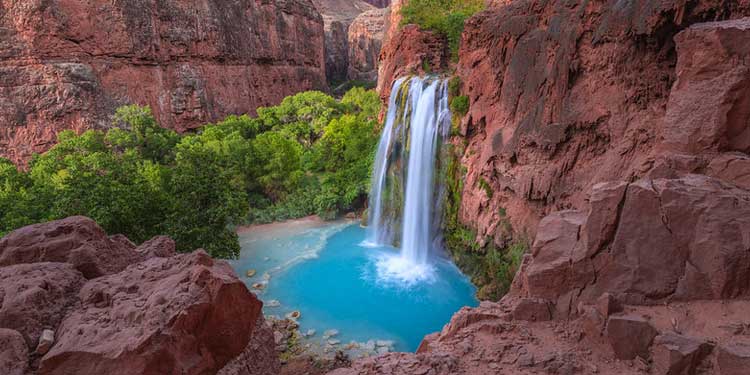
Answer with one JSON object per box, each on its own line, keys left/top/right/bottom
{"left": 246, "top": 269, "right": 257, "bottom": 278}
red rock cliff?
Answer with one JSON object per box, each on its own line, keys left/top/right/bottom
{"left": 455, "top": 0, "right": 750, "bottom": 244}
{"left": 0, "top": 0, "right": 326, "bottom": 165}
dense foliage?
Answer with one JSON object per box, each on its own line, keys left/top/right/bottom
{"left": 401, "top": 0, "right": 485, "bottom": 59}
{"left": 0, "top": 88, "right": 381, "bottom": 258}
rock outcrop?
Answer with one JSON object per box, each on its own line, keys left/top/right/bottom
{"left": 0, "top": 216, "right": 276, "bottom": 375}
{"left": 453, "top": 0, "right": 750, "bottom": 243}
{"left": 376, "top": 24, "right": 450, "bottom": 110}
{"left": 0, "top": 216, "right": 140, "bottom": 278}
{"left": 376, "top": 0, "right": 450, "bottom": 107}
{"left": 0, "top": 0, "right": 327, "bottom": 166}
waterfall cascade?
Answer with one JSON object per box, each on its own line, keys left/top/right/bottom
{"left": 365, "top": 76, "right": 452, "bottom": 283}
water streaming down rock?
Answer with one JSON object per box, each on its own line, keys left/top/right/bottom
{"left": 366, "top": 76, "right": 452, "bottom": 280}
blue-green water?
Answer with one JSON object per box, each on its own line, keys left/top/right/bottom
{"left": 231, "top": 219, "right": 478, "bottom": 353}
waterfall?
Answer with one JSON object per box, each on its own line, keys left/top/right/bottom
{"left": 366, "top": 76, "right": 452, "bottom": 282}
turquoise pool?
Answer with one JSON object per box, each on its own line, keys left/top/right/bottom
{"left": 231, "top": 218, "right": 478, "bottom": 354}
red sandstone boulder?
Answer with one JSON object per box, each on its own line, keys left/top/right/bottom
{"left": 514, "top": 175, "right": 750, "bottom": 310}
{"left": 511, "top": 298, "right": 552, "bottom": 322}
{"left": 39, "top": 250, "right": 263, "bottom": 375}
{"left": 652, "top": 333, "right": 714, "bottom": 375}
{"left": 663, "top": 18, "right": 750, "bottom": 154}
{"left": 135, "top": 235, "right": 177, "bottom": 259}
{"left": 0, "top": 263, "right": 85, "bottom": 348}
{"left": 0, "top": 216, "right": 141, "bottom": 278}
{"left": 606, "top": 315, "right": 658, "bottom": 360}
{"left": 0, "top": 328, "right": 29, "bottom": 375}
{"left": 707, "top": 152, "right": 750, "bottom": 190}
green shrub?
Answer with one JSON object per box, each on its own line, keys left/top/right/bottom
{"left": 401, "top": 0, "right": 485, "bottom": 60}
{"left": 450, "top": 95, "right": 469, "bottom": 116}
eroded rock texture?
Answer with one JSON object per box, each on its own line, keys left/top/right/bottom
{"left": 0, "top": 216, "right": 275, "bottom": 375}
{"left": 454, "top": 0, "right": 750, "bottom": 243}
{"left": 0, "top": 0, "right": 326, "bottom": 165}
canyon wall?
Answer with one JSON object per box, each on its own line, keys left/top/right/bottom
{"left": 0, "top": 0, "right": 327, "bottom": 165}
{"left": 312, "top": 0, "right": 377, "bottom": 83}
{"left": 454, "top": 0, "right": 750, "bottom": 244}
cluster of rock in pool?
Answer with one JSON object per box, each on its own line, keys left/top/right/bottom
{"left": 265, "top": 314, "right": 396, "bottom": 362}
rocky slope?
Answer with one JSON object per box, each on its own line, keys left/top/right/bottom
{"left": 0, "top": 0, "right": 326, "bottom": 166}
{"left": 0, "top": 216, "right": 278, "bottom": 375}
{"left": 333, "top": 1, "right": 750, "bottom": 374}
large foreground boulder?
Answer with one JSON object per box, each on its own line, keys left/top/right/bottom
{"left": 0, "top": 216, "right": 140, "bottom": 278}
{"left": 39, "top": 250, "right": 263, "bottom": 375}
{"left": 0, "top": 263, "right": 85, "bottom": 348}
{"left": 513, "top": 174, "right": 750, "bottom": 314}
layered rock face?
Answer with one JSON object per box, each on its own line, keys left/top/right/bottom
{"left": 0, "top": 0, "right": 326, "bottom": 166}
{"left": 455, "top": 0, "right": 750, "bottom": 243}
{"left": 0, "top": 217, "right": 276, "bottom": 375}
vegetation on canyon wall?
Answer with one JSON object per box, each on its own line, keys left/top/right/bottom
{"left": 401, "top": 0, "right": 485, "bottom": 59}
{"left": 441, "top": 141, "right": 527, "bottom": 300}
{"left": 441, "top": 77, "right": 527, "bottom": 301}
{"left": 0, "top": 88, "right": 380, "bottom": 258}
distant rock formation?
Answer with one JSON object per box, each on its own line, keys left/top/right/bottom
{"left": 312, "top": 0, "right": 377, "bottom": 83}
{"left": 0, "top": 0, "right": 327, "bottom": 166}
{"left": 348, "top": 9, "right": 388, "bottom": 82}
{"left": 0, "top": 216, "right": 277, "bottom": 375}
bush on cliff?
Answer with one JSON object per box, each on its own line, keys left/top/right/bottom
{"left": 0, "top": 89, "right": 381, "bottom": 258}
{"left": 401, "top": 0, "right": 485, "bottom": 59}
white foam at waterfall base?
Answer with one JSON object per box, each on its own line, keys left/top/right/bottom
{"left": 373, "top": 252, "right": 437, "bottom": 287}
